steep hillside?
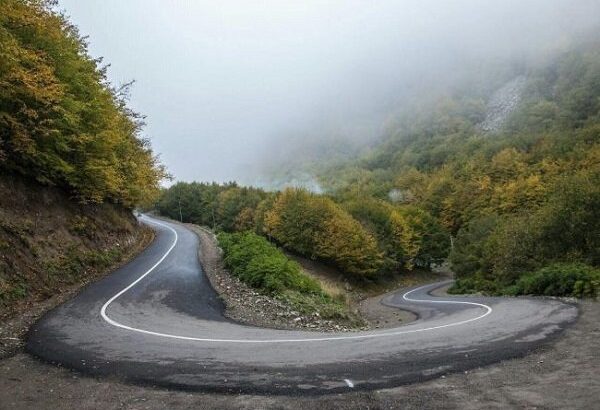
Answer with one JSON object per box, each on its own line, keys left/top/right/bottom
{"left": 0, "top": 1, "right": 164, "bottom": 324}
{"left": 0, "top": 174, "right": 152, "bottom": 320}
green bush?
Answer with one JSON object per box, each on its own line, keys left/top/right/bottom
{"left": 217, "top": 231, "right": 358, "bottom": 320}
{"left": 450, "top": 263, "right": 600, "bottom": 298}
{"left": 448, "top": 273, "right": 500, "bottom": 295}
{"left": 217, "top": 231, "right": 322, "bottom": 295}
{"left": 512, "top": 263, "right": 600, "bottom": 298}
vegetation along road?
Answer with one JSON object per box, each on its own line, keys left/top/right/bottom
{"left": 27, "top": 215, "right": 577, "bottom": 395}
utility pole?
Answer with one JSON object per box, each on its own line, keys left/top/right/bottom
{"left": 178, "top": 197, "right": 183, "bottom": 222}
{"left": 211, "top": 206, "right": 216, "bottom": 229}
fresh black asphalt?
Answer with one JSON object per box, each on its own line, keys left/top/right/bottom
{"left": 27, "top": 215, "right": 578, "bottom": 394}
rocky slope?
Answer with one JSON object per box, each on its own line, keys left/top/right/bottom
{"left": 479, "top": 76, "right": 527, "bottom": 132}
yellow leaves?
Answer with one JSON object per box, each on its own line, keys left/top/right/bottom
{"left": 490, "top": 148, "right": 527, "bottom": 181}
{"left": 493, "top": 174, "right": 547, "bottom": 213}
{"left": 537, "top": 157, "right": 564, "bottom": 177}
{"left": 475, "top": 175, "right": 492, "bottom": 191}
{"left": 263, "top": 198, "right": 282, "bottom": 237}
{"left": 389, "top": 210, "right": 420, "bottom": 270}
{"left": 234, "top": 208, "right": 255, "bottom": 232}
{"left": 394, "top": 168, "right": 427, "bottom": 202}
{"left": 0, "top": 0, "right": 166, "bottom": 207}
{"left": 581, "top": 143, "right": 600, "bottom": 170}
{"left": 314, "top": 206, "right": 383, "bottom": 275}
{"left": 265, "top": 188, "right": 384, "bottom": 276}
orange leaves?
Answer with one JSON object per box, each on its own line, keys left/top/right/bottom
{"left": 389, "top": 210, "right": 421, "bottom": 270}
{"left": 265, "top": 188, "right": 384, "bottom": 276}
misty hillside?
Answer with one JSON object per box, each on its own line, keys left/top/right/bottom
{"left": 320, "top": 40, "right": 600, "bottom": 293}
{"left": 190, "top": 38, "right": 596, "bottom": 297}
{"left": 158, "top": 37, "right": 599, "bottom": 298}
{"left": 317, "top": 41, "right": 600, "bottom": 191}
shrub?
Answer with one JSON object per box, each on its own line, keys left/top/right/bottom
{"left": 217, "top": 231, "right": 323, "bottom": 295}
{"left": 448, "top": 273, "right": 500, "bottom": 295}
{"left": 450, "top": 263, "right": 600, "bottom": 298}
{"left": 512, "top": 263, "right": 600, "bottom": 298}
{"left": 217, "top": 231, "right": 357, "bottom": 320}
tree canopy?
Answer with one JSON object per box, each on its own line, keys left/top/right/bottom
{"left": 0, "top": 0, "right": 167, "bottom": 206}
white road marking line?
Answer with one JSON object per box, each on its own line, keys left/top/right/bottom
{"left": 344, "top": 379, "right": 354, "bottom": 388}
{"left": 100, "top": 216, "right": 179, "bottom": 331}
{"left": 100, "top": 216, "right": 493, "bottom": 343}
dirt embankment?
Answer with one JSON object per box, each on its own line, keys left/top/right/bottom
{"left": 0, "top": 174, "right": 153, "bottom": 357}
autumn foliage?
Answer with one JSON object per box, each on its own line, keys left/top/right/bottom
{"left": 317, "top": 42, "right": 600, "bottom": 295}
{"left": 263, "top": 189, "right": 384, "bottom": 276}
{"left": 158, "top": 184, "right": 388, "bottom": 277}
{"left": 0, "top": 0, "right": 166, "bottom": 206}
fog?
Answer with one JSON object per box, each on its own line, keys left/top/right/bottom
{"left": 57, "top": 0, "right": 600, "bottom": 184}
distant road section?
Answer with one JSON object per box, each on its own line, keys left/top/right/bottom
{"left": 27, "top": 215, "right": 577, "bottom": 394}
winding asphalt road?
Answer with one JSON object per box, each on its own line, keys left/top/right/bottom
{"left": 27, "top": 215, "right": 578, "bottom": 394}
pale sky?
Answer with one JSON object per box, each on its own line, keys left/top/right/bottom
{"left": 57, "top": 1, "right": 600, "bottom": 183}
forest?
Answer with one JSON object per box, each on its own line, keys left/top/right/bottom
{"left": 0, "top": 0, "right": 166, "bottom": 207}
{"left": 2, "top": 1, "right": 597, "bottom": 299}
{"left": 314, "top": 41, "right": 600, "bottom": 296}
{"left": 158, "top": 40, "right": 600, "bottom": 297}
{"left": 157, "top": 182, "right": 450, "bottom": 280}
